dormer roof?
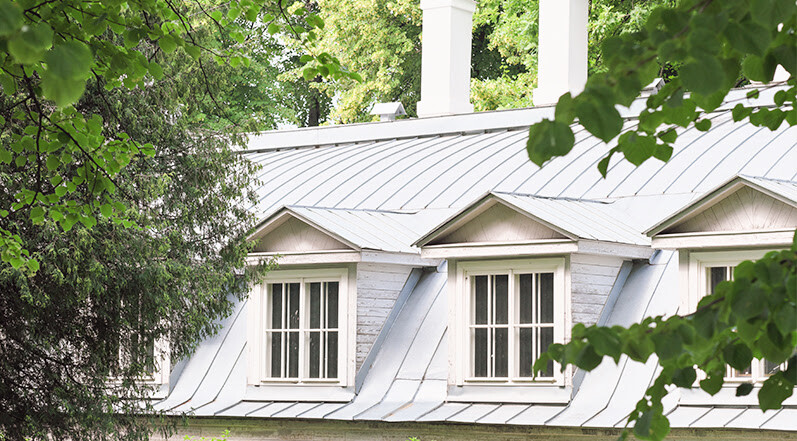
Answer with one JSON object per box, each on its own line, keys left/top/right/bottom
{"left": 414, "top": 192, "right": 651, "bottom": 259}
{"left": 646, "top": 175, "right": 797, "bottom": 248}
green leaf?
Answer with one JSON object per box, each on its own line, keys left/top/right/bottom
{"left": 723, "top": 343, "right": 753, "bottom": 371}
{"left": 651, "top": 330, "right": 683, "bottom": 360}
{"left": 0, "top": 0, "right": 23, "bottom": 37}
{"left": 724, "top": 21, "right": 771, "bottom": 56}
{"left": 700, "top": 374, "right": 723, "bottom": 395}
{"left": 575, "top": 95, "right": 623, "bottom": 142}
{"left": 586, "top": 327, "right": 622, "bottom": 362}
{"left": 46, "top": 155, "right": 60, "bottom": 171}
{"left": 618, "top": 132, "right": 657, "bottom": 166}
{"left": 526, "top": 120, "right": 575, "bottom": 166}
{"left": 158, "top": 34, "right": 178, "bottom": 53}
{"left": 694, "top": 119, "right": 712, "bottom": 132}
{"left": 302, "top": 67, "right": 318, "bottom": 81}
{"left": 742, "top": 54, "right": 778, "bottom": 83}
{"left": 732, "top": 104, "right": 753, "bottom": 121}
{"left": 149, "top": 62, "right": 164, "bottom": 80}
{"left": 41, "top": 41, "right": 93, "bottom": 107}
{"left": 267, "top": 23, "right": 280, "bottom": 35}
{"left": 26, "top": 258, "right": 39, "bottom": 273}
{"left": 8, "top": 22, "right": 54, "bottom": 65}
{"left": 736, "top": 383, "right": 754, "bottom": 397}
{"left": 634, "top": 410, "right": 670, "bottom": 441}
{"left": 672, "top": 367, "right": 697, "bottom": 388}
{"left": 759, "top": 372, "right": 794, "bottom": 411}
{"left": 554, "top": 93, "right": 576, "bottom": 125}
{"left": 680, "top": 58, "right": 724, "bottom": 95}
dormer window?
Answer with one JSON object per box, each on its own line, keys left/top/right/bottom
{"left": 255, "top": 269, "right": 348, "bottom": 383}
{"left": 692, "top": 250, "right": 786, "bottom": 382}
{"left": 461, "top": 259, "right": 564, "bottom": 383}
{"left": 647, "top": 175, "right": 796, "bottom": 391}
{"left": 414, "top": 192, "right": 652, "bottom": 402}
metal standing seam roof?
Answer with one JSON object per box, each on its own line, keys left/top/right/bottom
{"left": 159, "top": 85, "right": 797, "bottom": 432}
{"left": 415, "top": 191, "right": 650, "bottom": 247}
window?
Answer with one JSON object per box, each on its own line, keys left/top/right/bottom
{"left": 248, "top": 268, "right": 350, "bottom": 385}
{"left": 690, "top": 250, "right": 785, "bottom": 383}
{"left": 704, "top": 262, "right": 784, "bottom": 381}
{"left": 265, "top": 281, "right": 339, "bottom": 380}
{"left": 457, "top": 259, "right": 565, "bottom": 385}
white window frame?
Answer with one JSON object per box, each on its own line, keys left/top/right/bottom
{"left": 688, "top": 249, "right": 786, "bottom": 383}
{"left": 247, "top": 267, "right": 352, "bottom": 386}
{"left": 454, "top": 258, "right": 566, "bottom": 386}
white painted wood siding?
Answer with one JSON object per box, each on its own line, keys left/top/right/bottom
{"left": 666, "top": 187, "right": 797, "bottom": 234}
{"left": 253, "top": 217, "right": 350, "bottom": 252}
{"left": 570, "top": 254, "right": 624, "bottom": 326}
{"left": 434, "top": 202, "right": 566, "bottom": 245}
{"left": 356, "top": 263, "right": 412, "bottom": 369}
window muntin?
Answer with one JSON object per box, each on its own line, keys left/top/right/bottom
{"left": 460, "top": 259, "right": 564, "bottom": 385}
{"left": 705, "top": 263, "right": 784, "bottom": 381}
{"left": 265, "top": 280, "right": 340, "bottom": 381}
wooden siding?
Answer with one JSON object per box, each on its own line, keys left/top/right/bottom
{"left": 570, "top": 254, "right": 625, "bottom": 326}
{"left": 665, "top": 186, "right": 797, "bottom": 234}
{"left": 253, "top": 216, "right": 350, "bottom": 253}
{"left": 355, "top": 263, "right": 412, "bottom": 369}
{"left": 434, "top": 202, "right": 567, "bottom": 245}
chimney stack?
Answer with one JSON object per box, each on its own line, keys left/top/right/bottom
{"left": 533, "top": 0, "right": 589, "bottom": 106}
{"left": 416, "top": 0, "right": 476, "bottom": 118}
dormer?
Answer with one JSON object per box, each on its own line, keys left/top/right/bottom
{"left": 646, "top": 175, "right": 797, "bottom": 250}
{"left": 647, "top": 175, "right": 796, "bottom": 391}
{"left": 414, "top": 192, "right": 651, "bottom": 402}
{"left": 244, "top": 206, "right": 441, "bottom": 401}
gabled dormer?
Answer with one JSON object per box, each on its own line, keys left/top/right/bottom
{"left": 414, "top": 192, "right": 651, "bottom": 402}
{"left": 245, "top": 206, "right": 442, "bottom": 400}
{"left": 646, "top": 175, "right": 797, "bottom": 249}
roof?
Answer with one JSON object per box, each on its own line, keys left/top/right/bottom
{"left": 157, "top": 253, "right": 796, "bottom": 430}
{"left": 250, "top": 205, "right": 452, "bottom": 254}
{"left": 415, "top": 191, "right": 649, "bottom": 247}
{"left": 646, "top": 174, "right": 797, "bottom": 236}
{"left": 162, "top": 85, "right": 797, "bottom": 432}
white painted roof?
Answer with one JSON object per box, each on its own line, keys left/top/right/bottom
{"left": 162, "top": 85, "right": 797, "bottom": 432}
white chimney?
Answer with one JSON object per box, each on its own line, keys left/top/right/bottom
{"left": 532, "top": 0, "right": 589, "bottom": 106}
{"left": 416, "top": 0, "right": 476, "bottom": 118}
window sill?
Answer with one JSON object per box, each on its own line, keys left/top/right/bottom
{"left": 245, "top": 384, "right": 354, "bottom": 402}
{"left": 447, "top": 384, "right": 571, "bottom": 404}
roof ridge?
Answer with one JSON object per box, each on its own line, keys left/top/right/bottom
{"left": 285, "top": 204, "right": 422, "bottom": 215}
{"left": 493, "top": 191, "right": 612, "bottom": 204}
{"left": 738, "top": 174, "right": 797, "bottom": 184}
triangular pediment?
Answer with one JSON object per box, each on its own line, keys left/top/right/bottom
{"left": 250, "top": 212, "right": 353, "bottom": 253}
{"left": 650, "top": 177, "right": 797, "bottom": 236}
{"left": 428, "top": 200, "right": 568, "bottom": 246}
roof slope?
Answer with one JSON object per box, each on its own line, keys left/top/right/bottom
{"left": 161, "top": 252, "right": 796, "bottom": 430}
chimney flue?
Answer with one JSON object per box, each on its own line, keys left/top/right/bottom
{"left": 417, "top": 0, "right": 476, "bottom": 118}
{"left": 533, "top": 0, "right": 588, "bottom": 106}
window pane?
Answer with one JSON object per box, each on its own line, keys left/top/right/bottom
{"left": 270, "top": 284, "right": 282, "bottom": 329}
{"left": 764, "top": 359, "right": 781, "bottom": 376}
{"left": 288, "top": 331, "right": 299, "bottom": 377}
{"left": 310, "top": 282, "right": 321, "bottom": 328}
{"left": 474, "top": 275, "right": 488, "bottom": 324}
{"left": 269, "top": 332, "right": 282, "bottom": 377}
{"left": 474, "top": 328, "right": 488, "bottom": 377}
{"left": 494, "top": 275, "right": 508, "bottom": 325}
{"left": 709, "top": 267, "right": 728, "bottom": 294}
{"left": 518, "top": 328, "right": 533, "bottom": 377}
{"left": 288, "top": 283, "right": 300, "bottom": 329}
{"left": 539, "top": 273, "right": 554, "bottom": 324}
{"left": 495, "top": 328, "right": 508, "bottom": 377}
{"left": 309, "top": 331, "right": 320, "bottom": 378}
{"left": 327, "top": 282, "right": 339, "bottom": 328}
{"left": 519, "top": 274, "right": 533, "bottom": 324}
{"left": 327, "top": 331, "right": 338, "bottom": 378}
{"left": 539, "top": 327, "right": 554, "bottom": 377}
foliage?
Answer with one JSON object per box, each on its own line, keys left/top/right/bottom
{"left": 313, "top": 0, "right": 673, "bottom": 121}
{"left": 535, "top": 237, "right": 797, "bottom": 441}
{"left": 526, "top": 0, "right": 796, "bottom": 172}
{"left": 184, "top": 429, "right": 230, "bottom": 441}
{"left": 0, "top": 0, "right": 352, "bottom": 272}
{"left": 526, "top": 2, "right": 797, "bottom": 440}
{"left": 0, "top": 0, "right": 350, "bottom": 439}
